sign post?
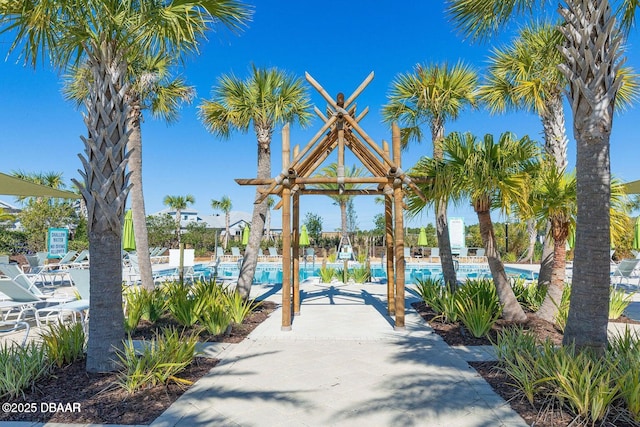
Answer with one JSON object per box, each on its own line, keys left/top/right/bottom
{"left": 47, "top": 228, "right": 69, "bottom": 259}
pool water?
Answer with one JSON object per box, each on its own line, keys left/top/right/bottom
{"left": 158, "top": 262, "right": 538, "bottom": 284}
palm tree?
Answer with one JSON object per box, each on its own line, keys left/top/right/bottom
{"left": 211, "top": 195, "right": 233, "bottom": 249}
{"left": 446, "top": 0, "right": 630, "bottom": 354}
{"left": 532, "top": 163, "right": 576, "bottom": 322}
{"left": 313, "top": 163, "right": 365, "bottom": 245}
{"left": 163, "top": 195, "right": 195, "bottom": 247}
{"left": 382, "top": 61, "right": 478, "bottom": 288}
{"left": 199, "top": 65, "right": 312, "bottom": 298}
{"left": 443, "top": 131, "right": 540, "bottom": 322}
{"left": 0, "top": 0, "right": 250, "bottom": 372}
{"left": 64, "top": 54, "right": 195, "bottom": 291}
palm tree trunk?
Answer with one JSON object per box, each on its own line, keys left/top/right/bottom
{"left": 538, "top": 221, "right": 554, "bottom": 286}
{"left": 340, "top": 201, "right": 348, "bottom": 243}
{"left": 477, "top": 209, "right": 527, "bottom": 322}
{"left": 225, "top": 213, "right": 230, "bottom": 249}
{"left": 436, "top": 199, "right": 457, "bottom": 289}
{"left": 537, "top": 230, "right": 567, "bottom": 323}
{"left": 237, "top": 126, "right": 270, "bottom": 298}
{"left": 127, "top": 104, "right": 154, "bottom": 291}
{"left": 541, "top": 93, "right": 569, "bottom": 169}
{"left": 559, "top": 0, "right": 620, "bottom": 353}
{"left": 75, "top": 42, "right": 128, "bottom": 372}
{"left": 520, "top": 218, "right": 536, "bottom": 263}
{"left": 432, "top": 124, "right": 457, "bottom": 288}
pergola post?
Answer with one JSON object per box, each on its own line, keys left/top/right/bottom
{"left": 392, "top": 122, "right": 405, "bottom": 330}
{"left": 293, "top": 192, "right": 301, "bottom": 316}
{"left": 281, "top": 124, "right": 292, "bottom": 331}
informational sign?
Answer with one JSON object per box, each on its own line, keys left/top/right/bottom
{"left": 47, "top": 228, "right": 69, "bottom": 259}
{"left": 448, "top": 217, "right": 465, "bottom": 251}
{"left": 338, "top": 244, "right": 353, "bottom": 260}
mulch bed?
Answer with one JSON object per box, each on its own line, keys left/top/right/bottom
{"left": 0, "top": 300, "right": 277, "bottom": 425}
{"left": 412, "top": 301, "right": 640, "bottom": 427}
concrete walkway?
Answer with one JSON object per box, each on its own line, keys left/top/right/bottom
{"left": 151, "top": 281, "right": 526, "bottom": 427}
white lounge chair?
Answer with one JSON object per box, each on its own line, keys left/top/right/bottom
{"left": 36, "top": 269, "right": 90, "bottom": 326}
{"left": 0, "top": 278, "right": 71, "bottom": 321}
{"left": 0, "top": 321, "right": 30, "bottom": 347}
{"left": 611, "top": 258, "right": 640, "bottom": 287}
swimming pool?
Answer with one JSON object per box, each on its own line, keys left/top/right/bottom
{"left": 159, "top": 261, "right": 538, "bottom": 284}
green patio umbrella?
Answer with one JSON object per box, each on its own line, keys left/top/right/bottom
{"left": 122, "top": 209, "right": 136, "bottom": 252}
{"left": 633, "top": 217, "right": 640, "bottom": 251}
{"left": 242, "top": 225, "right": 250, "bottom": 245}
{"left": 417, "top": 227, "right": 428, "bottom": 258}
{"left": 417, "top": 227, "right": 428, "bottom": 246}
{"left": 300, "top": 225, "right": 310, "bottom": 246}
{"left": 567, "top": 227, "right": 575, "bottom": 250}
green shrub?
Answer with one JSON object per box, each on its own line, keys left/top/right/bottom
{"left": 609, "top": 329, "right": 640, "bottom": 421}
{"left": 116, "top": 327, "right": 200, "bottom": 393}
{"left": 609, "top": 286, "right": 634, "bottom": 320}
{"left": 41, "top": 322, "right": 86, "bottom": 368}
{"left": 413, "top": 277, "right": 458, "bottom": 322}
{"left": 349, "top": 266, "right": 370, "bottom": 283}
{"left": 199, "top": 304, "right": 232, "bottom": 336}
{"left": 0, "top": 342, "right": 51, "bottom": 399}
{"left": 319, "top": 267, "right": 336, "bottom": 283}
{"left": 165, "top": 281, "right": 200, "bottom": 327}
{"left": 123, "top": 288, "right": 146, "bottom": 333}
{"left": 140, "top": 286, "right": 167, "bottom": 323}
{"left": 455, "top": 296, "right": 502, "bottom": 338}
{"left": 225, "top": 291, "right": 260, "bottom": 325}
{"left": 554, "top": 284, "right": 571, "bottom": 332}
{"left": 511, "top": 278, "right": 547, "bottom": 311}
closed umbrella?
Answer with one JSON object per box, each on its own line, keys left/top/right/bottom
{"left": 417, "top": 227, "right": 427, "bottom": 256}
{"left": 242, "top": 225, "right": 250, "bottom": 245}
{"left": 122, "top": 210, "right": 136, "bottom": 252}
{"left": 633, "top": 217, "right": 640, "bottom": 251}
{"left": 300, "top": 225, "right": 310, "bottom": 246}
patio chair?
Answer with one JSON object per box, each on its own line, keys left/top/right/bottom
{"left": 0, "top": 320, "right": 30, "bottom": 347}
{"left": 429, "top": 247, "right": 440, "bottom": 263}
{"left": 0, "top": 255, "right": 8, "bottom": 264}
{"left": 457, "top": 247, "right": 469, "bottom": 262}
{"left": 0, "top": 277, "right": 71, "bottom": 321}
{"left": 36, "top": 268, "right": 90, "bottom": 326}
{"left": 43, "top": 250, "right": 78, "bottom": 270}
{"left": 230, "top": 247, "right": 243, "bottom": 261}
{"left": 268, "top": 247, "right": 281, "bottom": 260}
{"left": 611, "top": 258, "right": 640, "bottom": 287}
{"left": 0, "top": 263, "right": 48, "bottom": 295}
{"left": 68, "top": 249, "right": 90, "bottom": 268}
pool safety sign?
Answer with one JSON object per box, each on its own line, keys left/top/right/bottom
{"left": 47, "top": 228, "right": 69, "bottom": 259}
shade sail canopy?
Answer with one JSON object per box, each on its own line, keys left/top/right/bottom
{"left": 0, "top": 172, "right": 81, "bottom": 199}
{"left": 623, "top": 180, "right": 640, "bottom": 194}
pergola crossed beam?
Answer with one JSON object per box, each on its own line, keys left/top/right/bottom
{"left": 235, "top": 72, "right": 425, "bottom": 331}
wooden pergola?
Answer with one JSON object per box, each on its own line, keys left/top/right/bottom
{"left": 236, "top": 72, "right": 425, "bottom": 331}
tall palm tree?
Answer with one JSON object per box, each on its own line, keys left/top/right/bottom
{"left": 313, "top": 163, "right": 365, "bottom": 245}
{"left": 199, "top": 65, "right": 312, "bottom": 298}
{"left": 64, "top": 54, "right": 195, "bottom": 291}
{"left": 211, "top": 195, "right": 233, "bottom": 249}
{"left": 163, "top": 195, "right": 195, "bottom": 247}
{"left": 446, "top": 0, "right": 632, "bottom": 353}
{"left": 443, "top": 131, "right": 540, "bottom": 322}
{"left": 0, "top": 0, "right": 250, "bottom": 372}
{"left": 382, "top": 61, "right": 478, "bottom": 288}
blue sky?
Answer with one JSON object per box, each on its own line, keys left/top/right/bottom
{"left": 1, "top": 2, "right": 639, "bottom": 232}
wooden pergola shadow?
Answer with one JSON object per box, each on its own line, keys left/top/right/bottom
{"left": 237, "top": 72, "right": 425, "bottom": 331}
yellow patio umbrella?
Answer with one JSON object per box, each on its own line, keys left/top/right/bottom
{"left": 633, "top": 217, "right": 640, "bottom": 251}
{"left": 300, "top": 225, "right": 310, "bottom": 246}
{"left": 242, "top": 225, "right": 250, "bottom": 245}
{"left": 122, "top": 210, "right": 136, "bottom": 252}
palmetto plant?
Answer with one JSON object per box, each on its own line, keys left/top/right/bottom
{"left": 199, "top": 65, "right": 312, "bottom": 298}
{"left": 383, "top": 61, "right": 478, "bottom": 288}
{"left": 0, "top": 0, "right": 251, "bottom": 372}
